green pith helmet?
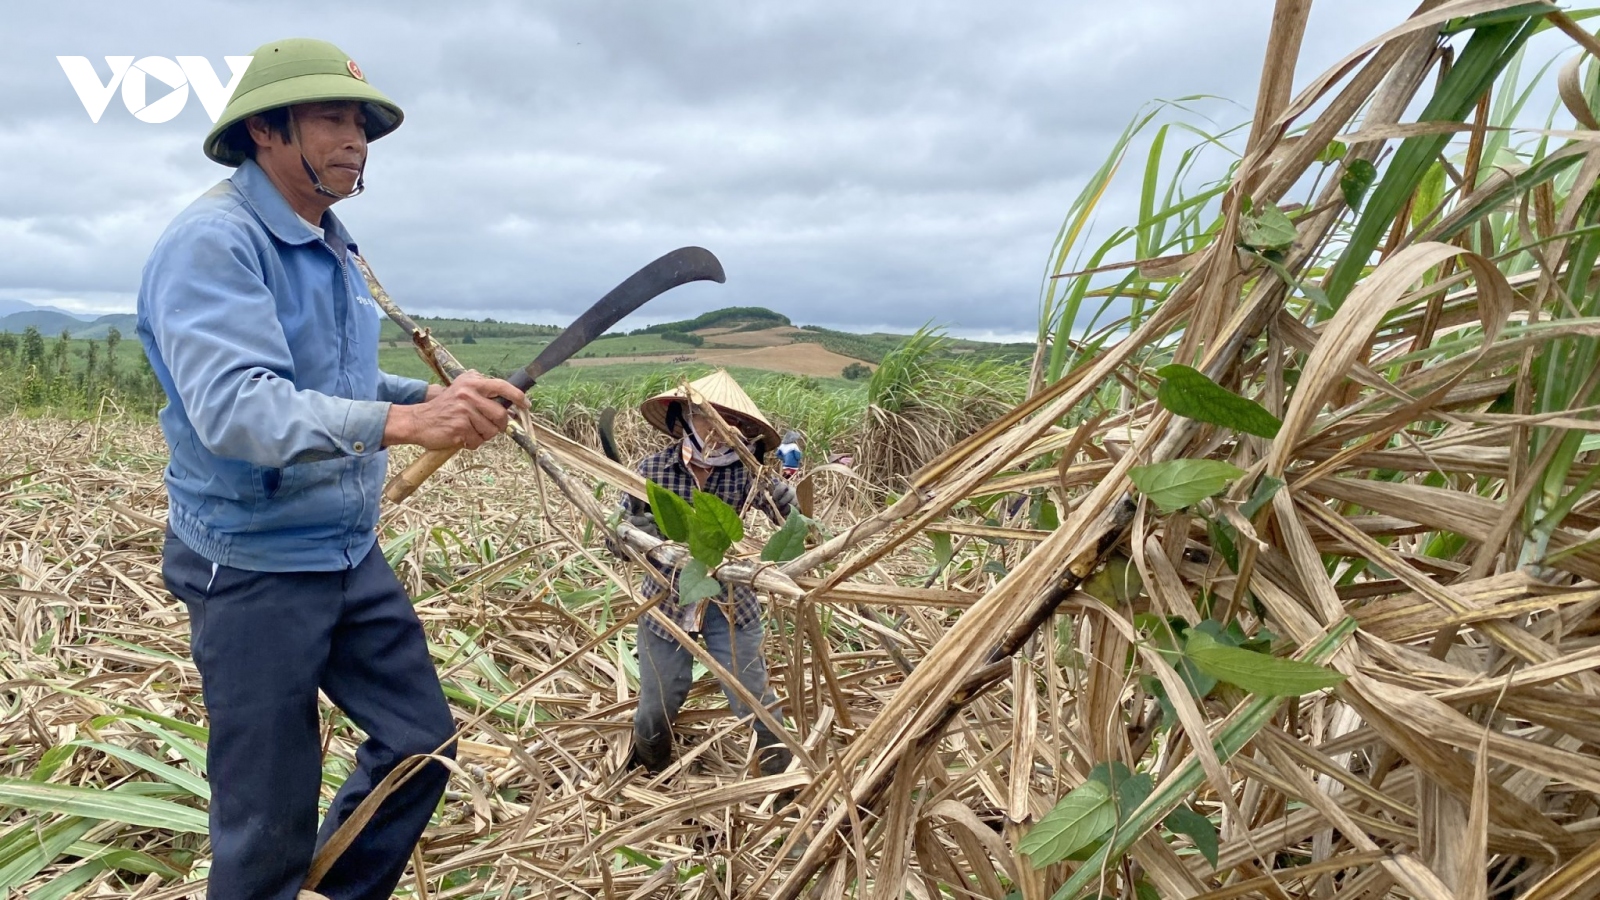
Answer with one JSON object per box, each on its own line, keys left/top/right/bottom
{"left": 203, "top": 38, "right": 404, "bottom": 167}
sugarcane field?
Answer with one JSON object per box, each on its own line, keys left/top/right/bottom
{"left": 9, "top": 1, "right": 1600, "bottom": 898}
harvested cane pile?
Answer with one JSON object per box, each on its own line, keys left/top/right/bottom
{"left": 8, "top": 1, "right": 1600, "bottom": 897}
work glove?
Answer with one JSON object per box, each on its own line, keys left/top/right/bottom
{"left": 626, "top": 512, "right": 662, "bottom": 539}
{"left": 768, "top": 481, "right": 797, "bottom": 518}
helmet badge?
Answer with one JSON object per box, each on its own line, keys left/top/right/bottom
{"left": 347, "top": 59, "right": 364, "bottom": 80}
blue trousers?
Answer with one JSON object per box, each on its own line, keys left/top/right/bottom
{"left": 162, "top": 531, "right": 456, "bottom": 900}
{"left": 632, "top": 603, "right": 787, "bottom": 773}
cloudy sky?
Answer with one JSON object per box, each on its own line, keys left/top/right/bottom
{"left": 0, "top": 1, "right": 1528, "bottom": 339}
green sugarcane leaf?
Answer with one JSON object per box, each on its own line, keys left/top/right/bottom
{"left": 1156, "top": 365, "right": 1283, "bottom": 438}
{"left": 124, "top": 720, "right": 208, "bottom": 775}
{"left": 1340, "top": 159, "right": 1378, "bottom": 212}
{"left": 64, "top": 841, "right": 186, "bottom": 878}
{"left": 67, "top": 741, "right": 209, "bottom": 800}
{"left": 1186, "top": 630, "right": 1346, "bottom": 697}
{"left": 1323, "top": 19, "right": 1537, "bottom": 309}
{"left": 1128, "top": 460, "right": 1245, "bottom": 513}
{"left": 1053, "top": 618, "right": 1357, "bottom": 900}
{"left": 761, "top": 511, "right": 810, "bottom": 562}
{"left": 646, "top": 482, "right": 693, "bottom": 543}
{"left": 0, "top": 816, "right": 96, "bottom": 889}
{"left": 1018, "top": 778, "right": 1117, "bottom": 867}
{"left": 25, "top": 861, "right": 105, "bottom": 900}
{"left": 678, "top": 559, "right": 723, "bottom": 607}
{"left": 28, "top": 744, "right": 77, "bottom": 783}
{"left": 0, "top": 778, "right": 208, "bottom": 834}
{"left": 1164, "top": 804, "right": 1220, "bottom": 868}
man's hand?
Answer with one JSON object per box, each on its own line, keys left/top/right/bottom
{"left": 383, "top": 371, "right": 530, "bottom": 451}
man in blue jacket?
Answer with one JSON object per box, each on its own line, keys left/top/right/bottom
{"left": 136, "top": 38, "right": 527, "bottom": 900}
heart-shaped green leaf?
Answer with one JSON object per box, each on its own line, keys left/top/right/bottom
{"left": 1018, "top": 779, "right": 1116, "bottom": 867}
{"left": 1242, "top": 202, "right": 1297, "bottom": 251}
{"left": 677, "top": 559, "right": 723, "bottom": 607}
{"left": 646, "top": 482, "right": 692, "bottom": 543}
{"left": 761, "top": 511, "right": 810, "bottom": 562}
{"left": 1163, "top": 804, "right": 1219, "bottom": 868}
{"left": 1128, "top": 459, "right": 1245, "bottom": 513}
{"left": 1340, "top": 158, "right": 1377, "bottom": 212}
{"left": 1156, "top": 364, "right": 1282, "bottom": 439}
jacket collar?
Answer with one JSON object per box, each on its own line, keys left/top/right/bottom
{"left": 232, "top": 158, "right": 359, "bottom": 253}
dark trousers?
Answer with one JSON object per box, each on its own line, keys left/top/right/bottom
{"left": 632, "top": 602, "right": 787, "bottom": 772}
{"left": 162, "top": 531, "right": 456, "bottom": 900}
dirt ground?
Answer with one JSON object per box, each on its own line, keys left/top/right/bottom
{"left": 568, "top": 341, "right": 869, "bottom": 378}
{"left": 695, "top": 325, "right": 802, "bottom": 347}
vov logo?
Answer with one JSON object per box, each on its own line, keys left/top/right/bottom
{"left": 57, "top": 56, "right": 252, "bottom": 124}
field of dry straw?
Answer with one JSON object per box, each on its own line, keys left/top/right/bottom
{"left": 10, "top": 0, "right": 1600, "bottom": 897}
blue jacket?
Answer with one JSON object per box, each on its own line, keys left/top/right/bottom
{"left": 136, "top": 159, "right": 428, "bottom": 573}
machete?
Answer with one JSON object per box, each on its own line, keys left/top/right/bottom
{"left": 384, "top": 246, "right": 726, "bottom": 504}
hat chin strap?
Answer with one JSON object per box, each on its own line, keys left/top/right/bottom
{"left": 300, "top": 155, "right": 364, "bottom": 199}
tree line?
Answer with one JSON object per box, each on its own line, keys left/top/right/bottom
{"left": 0, "top": 325, "right": 166, "bottom": 415}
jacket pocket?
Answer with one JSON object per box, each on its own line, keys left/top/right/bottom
{"left": 262, "top": 467, "right": 283, "bottom": 499}
{"left": 273, "top": 457, "right": 345, "bottom": 500}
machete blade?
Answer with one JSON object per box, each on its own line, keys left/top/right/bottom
{"left": 508, "top": 246, "right": 725, "bottom": 392}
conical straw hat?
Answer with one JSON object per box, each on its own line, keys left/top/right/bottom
{"left": 640, "top": 369, "right": 780, "bottom": 448}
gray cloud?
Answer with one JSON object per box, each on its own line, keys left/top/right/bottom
{"left": 1, "top": 0, "right": 1420, "bottom": 334}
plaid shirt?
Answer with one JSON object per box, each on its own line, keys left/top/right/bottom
{"left": 624, "top": 444, "right": 770, "bottom": 639}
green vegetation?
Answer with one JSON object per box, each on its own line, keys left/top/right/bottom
{"left": 858, "top": 327, "right": 1026, "bottom": 485}
{"left": 378, "top": 317, "right": 560, "bottom": 343}
{"left": 841, "top": 362, "right": 871, "bottom": 380}
{"left": 792, "top": 326, "right": 900, "bottom": 363}
{"left": 657, "top": 330, "right": 704, "bottom": 347}
{"left": 796, "top": 325, "right": 1034, "bottom": 366}
{"left": 0, "top": 326, "right": 164, "bottom": 416}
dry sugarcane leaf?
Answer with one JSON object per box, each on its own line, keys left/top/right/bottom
{"left": 1268, "top": 242, "right": 1514, "bottom": 478}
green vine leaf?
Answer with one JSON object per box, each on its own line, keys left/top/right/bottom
{"left": 1156, "top": 364, "right": 1282, "bottom": 439}
{"left": 677, "top": 559, "right": 723, "bottom": 607}
{"left": 1128, "top": 459, "right": 1246, "bottom": 513}
{"left": 1017, "top": 779, "right": 1116, "bottom": 867}
{"left": 646, "top": 482, "right": 692, "bottom": 543}
{"left": 761, "top": 511, "right": 810, "bottom": 562}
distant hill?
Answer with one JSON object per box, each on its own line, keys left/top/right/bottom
{"left": 0, "top": 299, "right": 90, "bottom": 320}
{"left": 0, "top": 310, "right": 89, "bottom": 335}
{"left": 71, "top": 314, "right": 139, "bottom": 340}
{"left": 0, "top": 308, "right": 136, "bottom": 339}
{"left": 633, "top": 306, "right": 791, "bottom": 335}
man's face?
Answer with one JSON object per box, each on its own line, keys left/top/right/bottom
{"left": 249, "top": 101, "right": 368, "bottom": 200}
{"left": 289, "top": 101, "right": 368, "bottom": 194}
